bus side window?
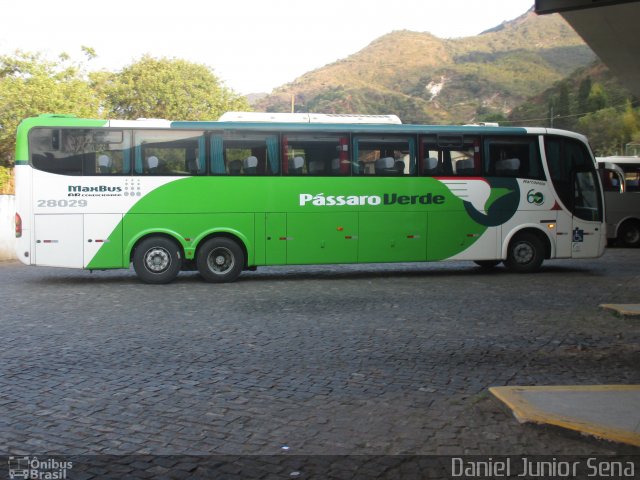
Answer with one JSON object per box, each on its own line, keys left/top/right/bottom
{"left": 218, "top": 133, "right": 276, "bottom": 176}
{"left": 354, "top": 136, "right": 414, "bottom": 176}
{"left": 625, "top": 169, "right": 640, "bottom": 191}
{"left": 421, "top": 136, "right": 479, "bottom": 177}
{"left": 134, "top": 130, "right": 205, "bottom": 175}
{"left": 485, "top": 137, "right": 543, "bottom": 179}
{"left": 598, "top": 168, "right": 623, "bottom": 193}
{"left": 283, "top": 134, "right": 350, "bottom": 176}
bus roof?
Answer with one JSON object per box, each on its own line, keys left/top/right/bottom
{"left": 218, "top": 112, "right": 403, "bottom": 124}
{"left": 172, "top": 120, "right": 530, "bottom": 135}
{"left": 596, "top": 155, "right": 640, "bottom": 164}
{"left": 19, "top": 113, "right": 560, "bottom": 137}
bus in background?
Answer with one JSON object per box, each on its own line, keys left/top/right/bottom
{"left": 14, "top": 113, "right": 606, "bottom": 284}
{"left": 597, "top": 156, "right": 640, "bottom": 247}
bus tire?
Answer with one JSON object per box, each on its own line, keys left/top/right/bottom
{"left": 474, "top": 260, "right": 501, "bottom": 269}
{"left": 618, "top": 220, "right": 640, "bottom": 247}
{"left": 133, "top": 236, "right": 182, "bottom": 284}
{"left": 197, "top": 237, "right": 244, "bottom": 283}
{"left": 504, "top": 232, "right": 544, "bottom": 273}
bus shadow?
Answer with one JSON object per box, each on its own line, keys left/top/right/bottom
{"left": 24, "top": 263, "right": 597, "bottom": 286}
{"left": 237, "top": 263, "right": 595, "bottom": 283}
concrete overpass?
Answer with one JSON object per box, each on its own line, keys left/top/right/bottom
{"left": 535, "top": 0, "right": 640, "bottom": 97}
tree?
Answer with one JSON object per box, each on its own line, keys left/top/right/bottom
{"left": 99, "top": 56, "right": 249, "bottom": 120}
{"left": 577, "top": 76, "right": 591, "bottom": 114}
{"left": 0, "top": 50, "right": 101, "bottom": 166}
{"left": 576, "top": 107, "right": 629, "bottom": 155}
{"left": 554, "top": 82, "right": 571, "bottom": 129}
{"left": 587, "top": 82, "right": 608, "bottom": 112}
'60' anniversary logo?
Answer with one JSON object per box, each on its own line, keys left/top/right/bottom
{"left": 527, "top": 189, "right": 544, "bottom": 205}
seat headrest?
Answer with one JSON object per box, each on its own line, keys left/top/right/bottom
{"left": 309, "top": 160, "right": 324, "bottom": 174}
{"left": 98, "top": 154, "right": 112, "bottom": 168}
{"left": 375, "top": 157, "right": 395, "bottom": 169}
{"left": 495, "top": 157, "right": 520, "bottom": 172}
{"left": 244, "top": 156, "right": 258, "bottom": 168}
{"left": 291, "top": 156, "right": 304, "bottom": 169}
{"left": 424, "top": 157, "right": 438, "bottom": 170}
{"left": 456, "top": 159, "right": 474, "bottom": 171}
{"left": 147, "top": 156, "right": 159, "bottom": 168}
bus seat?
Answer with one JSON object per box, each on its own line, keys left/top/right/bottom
{"left": 243, "top": 156, "right": 258, "bottom": 175}
{"left": 423, "top": 157, "right": 439, "bottom": 175}
{"left": 289, "top": 156, "right": 304, "bottom": 175}
{"left": 375, "top": 156, "right": 396, "bottom": 175}
{"left": 456, "top": 159, "right": 475, "bottom": 176}
{"left": 147, "top": 156, "right": 159, "bottom": 174}
{"left": 228, "top": 160, "right": 242, "bottom": 175}
{"left": 186, "top": 157, "right": 200, "bottom": 174}
{"left": 309, "top": 160, "right": 324, "bottom": 175}
{"left": 331, "top": 158, "right": 341, "bottom": 175}
{"left": 495, "top": 157, "right": 520, "bottom": 176}
{"left": 98, "top": 154, "right": 113, "bottom": 174}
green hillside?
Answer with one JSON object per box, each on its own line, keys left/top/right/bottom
{"left": 509, "top": 60, "right": 640, "bottom": 156}
{"left": 254, "top": 9, "right": 596, "bottom": 124}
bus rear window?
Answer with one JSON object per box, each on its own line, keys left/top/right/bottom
{"left": 30, "top": 128, "right": 130, "bottom": 175}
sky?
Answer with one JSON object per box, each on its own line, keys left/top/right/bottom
{"left": 1, "top": 0, "right": 534, "bottom": 94}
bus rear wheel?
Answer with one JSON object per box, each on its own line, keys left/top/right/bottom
{"left": 504, "top": 232, "right": 544, "bottom": 273}
{"left": 197, "top": 237, "right": 244, "bottom": 283}
{"left": 133, "top": 236, "right": 182, "bottom": 284}
{"left": 618, "top": 220, "right": 640, "bottom": 247}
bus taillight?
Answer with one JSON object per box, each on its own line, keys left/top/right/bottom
{"left": 15, "top": 213, "right": 22, "bottom": 238}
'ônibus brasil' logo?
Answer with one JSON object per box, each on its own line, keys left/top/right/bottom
{"left": 299, "top": 192, "right": 445, "bottom": 207}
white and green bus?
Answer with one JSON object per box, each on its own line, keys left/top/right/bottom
{"left": 14, "top": 112, "right": 606, "bottom": 284}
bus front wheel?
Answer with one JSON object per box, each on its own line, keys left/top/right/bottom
{"left": 197, "top": 237, "right": 244, "bottom": 283}
{"left": 133, "top": 236, "right": 182, "bottom": 284}
{"left": 504, "top": 232, "right": 544, "bottom": 273}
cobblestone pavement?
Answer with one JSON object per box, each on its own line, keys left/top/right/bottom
{"left": 1, "top": 250, "right": 639, "bottom": 476}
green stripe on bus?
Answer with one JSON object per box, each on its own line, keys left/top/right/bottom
{"left": 86, "top": 176, "right": 516, "bottom": 270}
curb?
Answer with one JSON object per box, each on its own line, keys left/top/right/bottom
{"left": 490, "top": 385, "right": 640, "bottom": 448}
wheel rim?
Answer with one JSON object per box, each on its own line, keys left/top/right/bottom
{"left": 513, "top": 241, "right": 534, "bottom": 264}
{"left": 144, "top": 247, "right": 171, "bottom": 273}
{"left": 207, "top": 247, "right": 234, "bottom": 275}
{"left": 623, "top": 227, "right": 640, "bottom": 245}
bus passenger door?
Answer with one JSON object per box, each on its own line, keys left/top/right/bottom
{"left": 265, "top": 213, "right": 287, "bottom": 265}
{"left": 286, "top": 212, "right": 358, "bottom": 265}
{"left": 554, "top": 212, "right": 572, "bottom": 258}
{"left": 34, "top": 214, "right": 84, "bottom": 267}
{"left": 570, "top": 169, "right": 605, "bottom": 258}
